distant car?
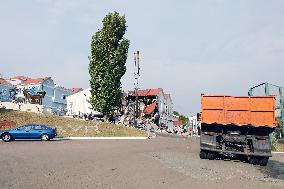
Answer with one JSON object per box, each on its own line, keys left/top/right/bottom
{"left": 0, "top": 124, "right": 57, "bottom": 142}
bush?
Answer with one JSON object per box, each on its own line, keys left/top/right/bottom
{"left": 271, "top": 133, "right": 279, "bottom": 151}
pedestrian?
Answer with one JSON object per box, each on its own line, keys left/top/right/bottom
{"left": 146, "top": 118, "right": 151, "bottom": 139}
{"left": 36, "top": 106, "right": 40, "bottom": 113}
{"left": 18, "top": 102, "right": 21, "bottom": 111}
{"left": 197, "top": 126, "right": 201, "bottom": 136}
{"left": 112, "top": 115, "right": 116, "bottom": 124}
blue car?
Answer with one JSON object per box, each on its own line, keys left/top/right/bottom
{"left": 0, "top": 124, "right": 57, "bottom": 142}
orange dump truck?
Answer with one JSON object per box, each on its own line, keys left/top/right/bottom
{"left": 199, "top": 95, "right": 276, "bottom": 166}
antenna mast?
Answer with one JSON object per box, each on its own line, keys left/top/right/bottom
{"left": 134, "top": 51, "right": 140, "bottom": 120}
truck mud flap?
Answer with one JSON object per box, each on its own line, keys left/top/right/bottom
{"left": 200, "top": 134, "right": 216, "bottom": 149}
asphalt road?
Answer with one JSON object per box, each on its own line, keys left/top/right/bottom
{"left": 0, "top": 134, "right": 284, "bottom": 189}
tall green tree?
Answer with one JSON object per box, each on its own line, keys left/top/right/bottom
{"left": 89, "top": 12, "right": 130, "bottom": 117}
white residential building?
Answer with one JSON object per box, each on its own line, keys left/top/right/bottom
{"left": 67, "top": 88, "right": 100, "bottom": 116}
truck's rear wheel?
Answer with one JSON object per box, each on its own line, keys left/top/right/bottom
{"left": 259, "top": 157, "right": 268, "bottom": 166}
{"left": 207, "top": 152, "right": 216, "bottom": 160}
{"left": 200, "top": 150, "right": 207, "bottom": 159}
{"left": 239, "top": 155, "right": 248, "bottom": 162}
{"left": 249, "top": 157, "right": 259, "bottom": 165}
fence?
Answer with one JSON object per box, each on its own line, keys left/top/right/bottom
{"left": 248, "top": 82, "right": 284, "bottom": 137}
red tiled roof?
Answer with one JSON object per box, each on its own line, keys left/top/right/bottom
{"left": 129, "top": 88, "right": 161, "bottom": 97}
{"left": 71, "top": 88, "right": 83, "bottom": 93}
{"left": 173, "top": 121, "right": 183, "bottom": 127}
{"left": 144, "top": 101, "right": 157, "bottom": 115}
{"left": 10, "top": 76, "right": 30, "bottom": 81}
{"left": 9, "top": 76, "right": 50, "bottom": 85}
{"left": 22, "top": 77, "right": 50, "bottom": 85}
{"left": 0, "top": 78, "right": 11, "bottom": 85}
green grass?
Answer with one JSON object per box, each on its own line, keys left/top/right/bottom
{"left": 278, "top": 143, "right": 284, "bottom": 152}
{"left": 0, "top": 108, "right": 146, "bottom": 137}
{"left": 277, "top": 139, "right": 284, "bottom": 152}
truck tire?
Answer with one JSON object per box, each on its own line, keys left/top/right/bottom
{"left": 200, "top": 150, "right": 207, "bottom": 159}
{"left": 249, "top": 157, "right": 259, "bottom": 165}
{"left": 207, "top": 152, "right": 216, "bottom": 160}
{"left": 259, "top": 158, "right": 268, "bottom": 166}
{"left": 239, "top": 155, "right": 248, "bottom": 163}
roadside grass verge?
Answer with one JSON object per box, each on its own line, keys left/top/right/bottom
{"left": 0, "top": 108, "right": 146, "bottom": 137}
{"left": 278, "top": 142, "right": 284, "bottom": 152}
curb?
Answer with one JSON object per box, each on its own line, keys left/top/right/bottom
{"left": 155, "top": 132, "right": 194, "bottom": 139}
{"left": 272, "top": 151, "right": 284, "bottom": 154}
{"left": 62, "top": 137, "right": 148, "bottom": 140}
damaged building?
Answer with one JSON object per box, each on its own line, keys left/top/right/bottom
{"left": 127, "top": 88, "right": 173, "bottom": 130}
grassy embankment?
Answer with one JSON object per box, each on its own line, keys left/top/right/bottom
{"left": 0, "top": 109, "right": 146, "bottom": 137}
{"left": 277, "top": 142, "right": 284, "bottom": 152}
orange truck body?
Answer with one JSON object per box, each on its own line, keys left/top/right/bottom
{"left": 201, "top": 95, "right": 277, "bottom": 128}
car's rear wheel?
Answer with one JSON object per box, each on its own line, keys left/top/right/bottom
{"left": 2, "top": 133, "right": 12, "bottom": 142}
{"left": 41, "top": 134, "right": 50, "bottom": 141}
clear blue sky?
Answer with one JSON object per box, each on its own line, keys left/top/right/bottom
{"left": 1, "top": 0, "right": 284, "bottom": 115}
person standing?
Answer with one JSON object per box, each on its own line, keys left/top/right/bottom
{"left": 146, "top": 118, "right": 151, "bottom": 139}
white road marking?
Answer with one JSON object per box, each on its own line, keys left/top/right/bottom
{"left": 62, "top": 137, "right": 148, "bottom": 140}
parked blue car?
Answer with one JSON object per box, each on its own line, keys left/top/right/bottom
{"left": 0, "top": 124, "right": 57, "bottom": 142}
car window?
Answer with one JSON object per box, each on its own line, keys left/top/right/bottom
{"left": 17, "top": 126, "right": 25, "bottom": 130}
{"left": 24, "top": 126, "right": 33, "bottom": 130}
{"left": 41, "top": 125, "right": 48, "bottom": 129}
{"left": 34, "top": 125, "right": 42, "bottom": 130}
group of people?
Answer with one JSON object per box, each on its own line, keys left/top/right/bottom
{"left": 74, "top": 111, "right": 104, "bottom": 121}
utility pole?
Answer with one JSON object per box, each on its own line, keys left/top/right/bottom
{"left": 134, "top": 51, "right": 140, "bottom": 126}
{"left": 279, "top": 87, "right": 284, "bottom": 136}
